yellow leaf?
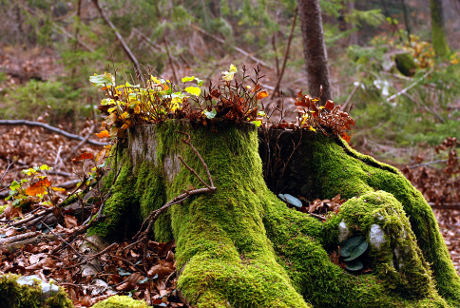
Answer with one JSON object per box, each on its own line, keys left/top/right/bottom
{"left": 185, "top": 86, "right": 201, "bottom": 96}
{"left": 51, "top": 187, "right": 66, "bottom": 192}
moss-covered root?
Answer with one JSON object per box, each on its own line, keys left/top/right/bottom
{"left": 0, "top": 274, "right": 73, "bottom": 308}
{"left": 263, "top": 192, "right": 448, "bottom": 307}
{"left": 158, "top": 122, "right": 310, "bottom": 307}
{"left": 284, "top": 133, "right": 460, "bottom": 305}
{"left": 91, "top": 295, "right": 150, "bottom": 308}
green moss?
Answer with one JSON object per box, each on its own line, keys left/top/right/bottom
{"left": 134, "top": 161, "right": 172, "bottom": 242}
{"left": 0, "top": 204, "right": 7, "bottom": 215}
{"left": 91, "top": 295, "right": 150, "bottom": 308}
{"left": 395, "top": 52, "right": 417, "bottom": 76}
{"left": 274, "top": 132, "right": 460, "bottom": 306}
{"left": 88, "top": 153, "right": 139, "bottom": 240}
{"left": 96, "top": 122, "right": 459, "bottom": 306}
{"left": 0, "top": 274, "right": 73, "bottom": 308}
{"left": 339, "top": 191, "right": 434, "bottom": 298}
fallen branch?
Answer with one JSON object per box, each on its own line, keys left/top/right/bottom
{"left": 430, "top": 203, "right": 460, "bottom": 210}
{"left": 192, "top": 24, "right": 273, "bottom": 71}
{"left": 386, "top": 69, "right": 432, "bottom": 102}
{"left": 408, "top": 157, "right": 460, "bottom": 169}
{"left": 340, "top": 82, "right": 360, "bottom": 113}
{"left": 91, "top": 0, "right": 144, "bottom": 82}
{"left": 271, "top": 7, "right": 298, "bottom": 99}
{"left": 0, "top": 120, "right": 108, "bottom": 146}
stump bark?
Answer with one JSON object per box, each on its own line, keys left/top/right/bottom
{"left": 90, "top": 120, "right": 460, "bottom": 307}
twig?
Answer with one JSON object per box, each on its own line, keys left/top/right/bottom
{"left": 341, "top": 82, "right": 360, "bottom": 112}
{"left": 178, "top": 132, "right": 214, "bottom": 188}
{"left": 271, "top": 33, "right": 280, "bottom": 77}
{"left": 69, "top": 125, "right": 97, "bottom": 157}
{"left": 42, "top": 222, "right": 83, "bottom": 258}
{"left": 308, "top": 212, "right": 327, "bottom": 221}
{"left": 0, "top": 160, "right": 13, "bottom": 184}
{"left": 163, "top": 37, "right": 178, "bottom": 84}
{"left": 271, "top": 7, "right": 298, "bottom": 99}
{"left": 408, "top": 157, "right": 460, "bottom": 169}
{"left": 386, "top": 69, "right": 432, "bottom": 102}
{"left": 192, "top": 24, "right": 273, "bottom": 71}
{"left": 430, "top": 203, "right": 460, "bottom": 210}
{"left": 0, "top": 120, "right": 108, "bottom": 146}
{"left": 91, "top": 0, "right": 144, "bottom": 82}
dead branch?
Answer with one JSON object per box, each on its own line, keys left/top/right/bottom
{"left": 91, "top": 0, "right": 144, "bottom": 82}
{"left": 163, "top": 37, "right": 178, "bottom": 84}
{"left": 386, "top": 69, "right": 432, "bottom": 102}
{"left": 431, "top": 203, "right": 460, "bottom": 210}
{"left": 0, "top": 120, "right": 108, "bottom": 146}
{"left": 271, "top": 7, "right": 298, "bottom": 99}
{"left": 192, "top": 24, "right": 273, "bottom": 71}
{"left": 340, "top": 82, "right": 360, "bottom": 113}
{"left": 1, "top": 233, "right": 59, "bottom": 253}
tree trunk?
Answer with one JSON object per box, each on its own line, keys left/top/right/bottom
{"left": 298, "top": 0, "right": 332, "bottom": 103}
{"left": 430, "top": 0, "right": 451, "bottom": 57}
{"left": 88, "top": 120, "right": 460, "bottom": 307}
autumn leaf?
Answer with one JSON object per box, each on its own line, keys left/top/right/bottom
{"left": 256, "top": 90, "right": 269, "bottom": 99}
{"left": 72, "top": 152, "right": 94, "bottom": 162}
{"left": 51, "top": 186, "right": 66, "bottom": 192}
{"left": 324, "top": 100, "right": 335, "bottom": 111}
{"left": 185, "top": 86, "right": 201, "bottom": 96}
{"left": 64, "top": 215, "right": 78, "bottom": 228}
{"left": 95, "top": 130, "right": 110, "bottom": 138}
{"left": 25, "top": 178, "right": 51, "bottom": 196}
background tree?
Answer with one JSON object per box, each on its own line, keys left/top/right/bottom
{"left": 430, "top": 0, "right": 451, "bottom": 57}
{"left": 298, "top": 0, "right": 332, "bottom": 102}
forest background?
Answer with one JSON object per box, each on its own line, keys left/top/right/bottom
{"left": 0, "top": 0, "right": 458, "bottom": 306}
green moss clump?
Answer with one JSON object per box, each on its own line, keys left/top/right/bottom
{"left": 94, "top": 121, "right": 459, "bottom": 307}
{"left": 395, "top": 52, "right": 417, "bottom": 76}
{"left": 0, "top": 274, "right": 73, "bottom": 308}
{"left": 91, "top": 295, "right": 150, "bottom": 308}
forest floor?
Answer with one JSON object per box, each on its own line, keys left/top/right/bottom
{"left": 0, "top": 124, "right": 458, "bottom": 307}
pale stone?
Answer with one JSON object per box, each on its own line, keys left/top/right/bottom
{"left": 369, "top": 224, "right": 386, "bottom": 249}
{"left": 338, "top": 220, "right": 351, "bottom": 243}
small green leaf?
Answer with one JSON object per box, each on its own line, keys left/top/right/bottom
{"left": 344, "top": 240, "right": 368, "bottom": 262}
{"left": 341, "top": 235, "right": 365, "bottom": 257}
{"left": 284, "top": 194, "right": 303, "bottom": 208}
{"left": 9, "top": 181, "right": 20, "bottom": 191}
{"left": 278, "top": 194, "right": 286, "bottom": 202}
{"left": 185, "top": 86, "right": 201, "bottom": 96}
{"left": 203, "top": 109, "right": 217, "bottom": 119}
{"left": 252, "top": 120, "right": 262, "bottom": 127}
{"left": 89, "top": 73, "right": 115, "bottom": 87}
{"left": 345, "top": 260, "right": 363, "bottom": 271}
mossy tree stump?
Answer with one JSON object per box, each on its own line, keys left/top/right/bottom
{"left": 90, "top": 120, "right": 460, "bottom": 307}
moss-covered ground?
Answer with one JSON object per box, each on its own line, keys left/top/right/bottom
{"left": 0, "top": 274, "right": 73, "bottom": 308}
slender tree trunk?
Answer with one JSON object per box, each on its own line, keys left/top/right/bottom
{"left": 430, "top": 0, "right": 451, "bottom": 57}
{"left": 298, "top": 0, "right": 332, "bottom": 102}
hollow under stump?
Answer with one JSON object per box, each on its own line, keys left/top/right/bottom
{"left": 89, "top": 120, "right": 460, "bottom": 307}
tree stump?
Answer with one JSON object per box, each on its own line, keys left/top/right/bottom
{"left": 89, "top": 120, "right": 460, "bottom": 307}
